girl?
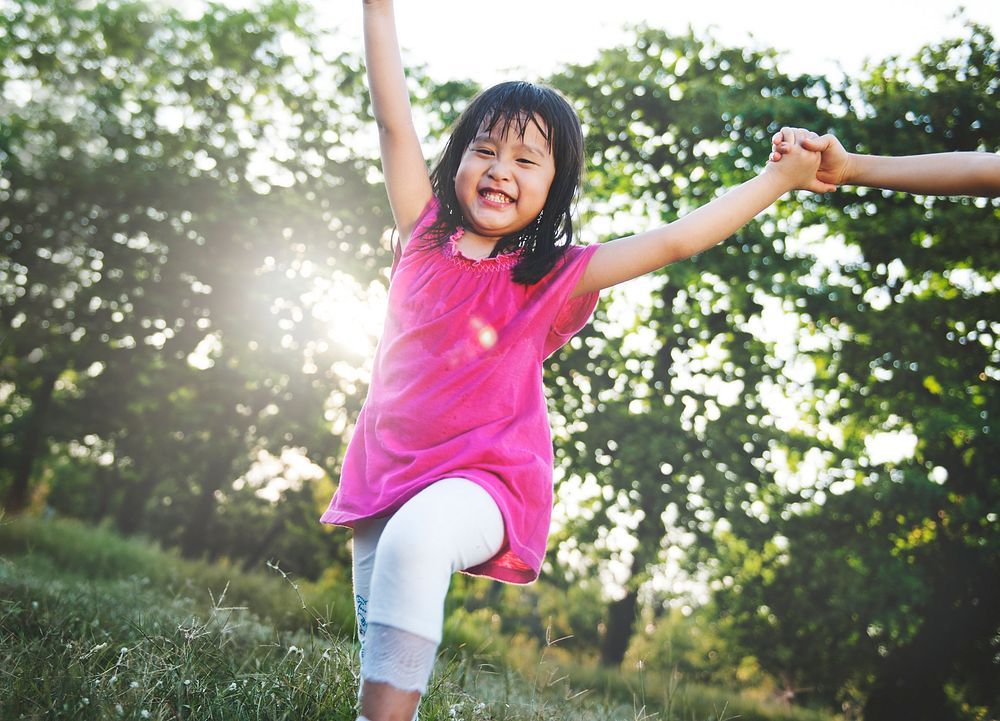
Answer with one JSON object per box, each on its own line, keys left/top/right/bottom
{"left": 320, "top": 3, "right": 827, "bottom": 720}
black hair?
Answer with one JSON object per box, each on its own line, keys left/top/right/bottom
{"left": 425, "top": 81, "right": 584, "bottom": 285}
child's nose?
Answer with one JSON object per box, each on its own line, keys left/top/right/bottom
{"left": 488, "top": 158, "right": 512, "bottom": 180}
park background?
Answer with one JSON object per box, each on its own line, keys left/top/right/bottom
{"left": 1, "top": 0, "right": 997, "bottom": 719}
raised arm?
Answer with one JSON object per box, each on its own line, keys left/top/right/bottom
{"left": 363, "top": 0, "right": 433, "bottom": 243}
{"left": 784, "top": 133, "right": 1000, "bottom": 198}
{"left": 574, "top": 128, "right": 826, "bottom": 296}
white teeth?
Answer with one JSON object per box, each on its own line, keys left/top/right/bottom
{"left": 482, "top": 191, "right": 512, "bottom": 204}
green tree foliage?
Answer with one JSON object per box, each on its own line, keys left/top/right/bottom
{"left": 546, "top": 26, "right": 835, "bottom": 668}
{"left": 712, "top": 24, "right": 999, "bottom": 721}
{"left": 0, "top": 0, "right": 386, "bottom": 575}
{"left": 546, "top": 22, "right": 998, "bottom": 721}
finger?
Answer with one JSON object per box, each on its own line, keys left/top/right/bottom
{"left": 810, "top": 180, "right": 838, "bottom": 193}
{"left": 800, "top": 134, "right": 832, "bottom": 151}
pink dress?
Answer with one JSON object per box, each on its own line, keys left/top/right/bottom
{"left": 320, "top": 198, "right": 600, "bottom": 583}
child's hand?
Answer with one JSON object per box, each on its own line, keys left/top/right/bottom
{"left": 771, "top": 129, "right": 850, "bottom": 190}
{"left": 764, "top": 127, "right": 832, "bottom": 193}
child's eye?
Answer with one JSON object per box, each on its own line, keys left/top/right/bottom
{"left": 517, "top": 158, "right": 536, "bottom": 165}
{"left": 474, "top": 148, "right": 494, "bottom": 156}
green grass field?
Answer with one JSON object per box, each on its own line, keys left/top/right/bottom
{"left": 0, "top": 515, "right": 840, "bottom": 721}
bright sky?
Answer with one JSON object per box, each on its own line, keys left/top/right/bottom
{"left": 315, "top": 0, "right": 1000, "bottom": 84}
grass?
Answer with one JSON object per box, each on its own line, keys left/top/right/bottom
{"left": 1, "top": 555, "right": 357, "bottom": 719}
{"left": 0, "top": 515, "right": 841, "bottom": 721}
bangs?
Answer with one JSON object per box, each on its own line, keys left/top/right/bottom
{"left": 480, "top": 105, "right": 552, "bottom": 148}
{"left": 469, "top": 83, "right": 566, "bottom": 149}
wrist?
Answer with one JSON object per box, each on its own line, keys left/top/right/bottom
{"left": 760, "top": 164, "right": 798, "bottom": 195}
{"left": 843, "top": 153, "right": 864, "bottom": 185}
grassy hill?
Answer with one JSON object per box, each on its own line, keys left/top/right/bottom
{"left": 0, "top": 514, "right": 840, "bottom": 721}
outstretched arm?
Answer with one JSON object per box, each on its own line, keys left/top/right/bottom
{"left": 363, "top": 0, "right": 433, "bottom": 243}
{"left": 773, "top": 132, "right": 1000, "bottom": 198}
{"left": 574, "top": 128, "right": 826, "bottom": 296}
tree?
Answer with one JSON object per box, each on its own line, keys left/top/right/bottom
{"left": 0, "top": 0, "right": 385, "bottom": 570}
{"left": 703, "top": 24, "right": 1000, "bottom": 718}
{"left": 545, "top": 26, "right": 836, "bottom": 669}
{"left": 544, "top": 22, "right": 998, "bottom": 719}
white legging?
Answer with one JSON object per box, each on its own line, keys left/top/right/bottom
{"left": 352, "top": 478, "right": 505, "bottom": 691}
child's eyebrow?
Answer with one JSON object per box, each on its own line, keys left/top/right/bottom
{"left": 516, "top": 143, "right": 547, "bottom": 158}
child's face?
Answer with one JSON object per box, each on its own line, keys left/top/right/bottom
{"left": 453, "top": 114, "right": 556, "bottom": 243}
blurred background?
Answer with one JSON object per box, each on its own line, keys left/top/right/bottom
{"left": 1, "top": 1, "right": 997, "bottom": 719}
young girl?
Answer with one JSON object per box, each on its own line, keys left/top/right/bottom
{"left": 320, "top": 3, "right": 825, "bottom": 720}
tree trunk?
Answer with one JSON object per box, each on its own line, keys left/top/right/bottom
{"left": 90, "top": 462, "right": 120, "bottom": 523}
{"left": 180, "top": 449, "right": 238, "bottom": 558}
{"left": 240, "top": 516, "right": 286, "bottom": 572}
{"left": 115, "top": 471, "right": 159, "bottom": 536}
{"left": 600, "top": 588, "right": 639, "bottom": 666}
{"left": 4, "top": 368, "right": 59, "bottom": 514}
{"left": 598, "top": 495, "right": 666, "bottom": 668}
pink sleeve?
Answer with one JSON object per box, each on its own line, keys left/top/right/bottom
{"left": 542, "top": 244, "right": 600, "bottom": 358}
{"left": 390, "top": 196, "right": 440, "bottom": 278}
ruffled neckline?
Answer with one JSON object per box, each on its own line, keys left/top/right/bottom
{"left": 446, "top": 226, "right": 522, "bottom": 273}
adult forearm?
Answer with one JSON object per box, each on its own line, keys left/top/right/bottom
{"left": 847, "top": 152, "right": 1000, "bottom": 197}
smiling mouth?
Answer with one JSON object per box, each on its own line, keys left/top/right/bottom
{"left": 479, "top": 189, "right": 514, "bottom": 204}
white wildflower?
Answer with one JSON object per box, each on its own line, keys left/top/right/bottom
{"left": 80, "top": 642, "right": 108, "bottom": 660}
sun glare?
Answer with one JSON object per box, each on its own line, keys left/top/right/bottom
{"left": 303, "top": 271, "right": 388, "bottom": 364}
